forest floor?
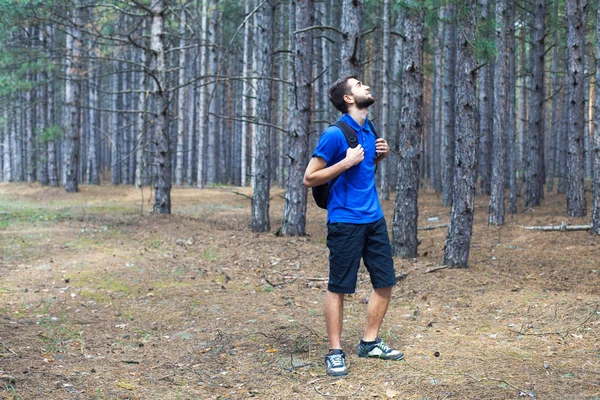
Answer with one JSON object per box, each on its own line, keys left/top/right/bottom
{"left": 0, "top": 182, "right": 598, "bottom": 400}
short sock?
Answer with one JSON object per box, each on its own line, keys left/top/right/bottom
{"left": 329, "top": 349, "right": 344, "bottom": 355}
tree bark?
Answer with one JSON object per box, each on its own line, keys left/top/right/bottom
{"left": 151, "top": 0, "right": 171, "bottom": 214}
{"left": 547, "top": 0, "right": 560, "bottom": 193}
{"left": 489, "top": 0, "right": 508, "bottom": 226}
{"left": 477, "top": 0, "right": 492, "bottom": 196}
{"left": 524, "top": 0, "right": 546, "bottom": 207}
{"left": 340, "top": 0, "right": 363, "bottom": 76}
{"left": 378, "top": 0, "right": 390, "bottom": 200}
{"left": 87, "top": 57, "right": 100, "bottom": 185}
{"left": 280, "top": 0, "right": 313, "bottom": 236}
{"left": 252, "top": 0, "right": 275, "bottom": 233}
{"left": 566, "top": 0, "right": 588, "bottom": 217}
{"left": 507, "top": 0, "right": 517, "bottom": 214}
{"left": 206, "top": 0, "right": 219, "bottom": 186}
{"left": 175, "top": 6, "right": 187, "bottom": 187}
{"left": 441, "top": 3, "right": 457, "bottom": 207}
{"left": 2, "top": 108, "right": 10, "bottom": 182}
{"left": 442, "top": 0, "right": 478, "bottom": 269}
{"left": 64, "top": 2, "right": 82, "bottom": 193}
{"left": 430, "top": 10, "right": 443, "bottom": 193}
{"left": 592, "top": 1, "right": 600, "bottom": 234}
{"left": 196, "top": 0, "right": 208, "bottom": 188}
{"left": 392, "top": 5, "right": 424, "bottom": 259}
{"left": 135, "top": 20, "right": 148, "bottom": 189}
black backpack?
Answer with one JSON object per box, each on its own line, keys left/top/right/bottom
{"left": 312, "top": 120, "right": 378, "bottom": 209}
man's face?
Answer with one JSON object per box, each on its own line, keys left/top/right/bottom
{"left": 347, "top": 78, "right": 375, "bottom": 109}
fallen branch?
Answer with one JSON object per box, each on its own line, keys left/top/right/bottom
{"left": 264, "top": 276, "right": 299, "bottom": 287}
{"left": 425, "top": 265, "right": 449, "bottom": 273}
{"left": 418, "top": 223, "right": 448, "bottom": 231}
{"left": 520, "top": 221, "right": 592, "bottom": 231}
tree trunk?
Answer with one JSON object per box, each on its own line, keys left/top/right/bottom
{"left": 252, "top": 0, "right": 275, "bottom": 233}
{"left": 206, "top": 0, "right": 219, "bottom": 186}
{"left": 378, "top": 0, "right": 390, "bottom": 200}
{"left": 524, "top": 0, "right": 546, "bottom": 207}
{"left": 196, "top": 0, "right": 208, "bottom": 188}
{"left": 477, "top": 0, "right": 492, "bottom": 196}
{"left": 26, "top": 72, "right": 37, "bottom": 183}
{"left": 488, "top": 0, "right": 508, "bottom": 226}
{"left": 87, "top": 58, "right": 99, "bottom": 185}
{"left": 558, "top": 63, "right": 569, "bottom": 194}
{"left": 392, "top": 6, "right": 424, "bottom": 259}
{"left": 135, "top": 20, "right": 148, "bottom": 189}
{"left": 518, "top": 24, "right": 528, "bottom": 197}
{"left": 566, "top": 0, "right": 588, "bottom": 217}
{"left": 547, "top": 0, "right": 560, "bottom": 193}
{"left": 280, "top": 0, "right": 313, "bottom": 236}
{"left": 151, "top": 0, "right": 171, "bottom": 214}
{"left": 430, "top": 11, "right": 443, "bottom": 193}
{"left": 2, "top": 108, "right": 10, "bottom": 182}
{"left": 507, "top": 0, "right": 517, "bottom": 214}
{"left": 64, "top": 2, "right": 82, "bottom": 193}
{"left": 442, "top": 0, "right": 478, "bottom": 269}
{"left": 592, "top": 1, "right": 600, "bottom": 234}
{"left": 441, "top": 3, "right": 457, "bottom": 207}
{"left": 110, "top": 64, "right": 120, "bottom": 185}
{"left": 277, "top": 0, "right": 288, "bottom": 188}
{"left": 340, "top": 0, "right": 363, "bottom": 76}
{"left": 175, "top": 7, "right": 187, "bottom": 187}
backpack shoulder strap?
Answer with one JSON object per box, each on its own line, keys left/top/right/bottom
{"left": 331, "top": 120, "right": 359, "bottom": 148}
{"left": 366, "top": 119, "right": 379, "bottom": 139}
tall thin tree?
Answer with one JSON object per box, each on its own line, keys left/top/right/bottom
{"left": 592, "top": 0, "right": 600, "bottom": 234}
{"left": 151, "top": 0, "right": 171, "bottom": 214}
{"left": 565, "top": 0, "right": 588, "bottom": 217}
{"left": 64, "top": 1, "right": 82, "bottom": 193}
{"left": 441, "top": 2, "right": 457, "bottom": 207}
{"left": 442, "top": 0, "right": 478, "bottom": 268}
{"left": 280, "top": 0, "right": 313, "bottom": 236}
{"left": 392, "top": 4, "right": 424, "bottom": 259}
{"left": 524, "top": 0, "right": 546, "bottom": 207}
{"left": 252, "top": 0, "right": 276, "bottom": 232}
{"left": 489, "top": 0, "right": 508, "bottom": 226}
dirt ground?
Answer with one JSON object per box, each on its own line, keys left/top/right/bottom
{"left": 0, "top": 182, "right": 598, "bottom": 400}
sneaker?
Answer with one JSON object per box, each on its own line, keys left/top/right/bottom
{"left": 325, "top": 350, "right": 348, "bottom": 377}
{"left": 358, "top": 338, "right": 404, "bottom": 360}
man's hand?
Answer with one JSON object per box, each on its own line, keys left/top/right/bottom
{"left": 345, "top": 144, "right": 364, "bottom": 167}
{"left": 375, "top": 138, "right": 389, "bottom": 161}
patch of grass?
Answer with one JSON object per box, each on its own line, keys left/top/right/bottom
{"left": 203, "top": 248, "right": 219, "bottom": 261}
{"left": 38, "top": 315, "right": 84, "bottom": 355}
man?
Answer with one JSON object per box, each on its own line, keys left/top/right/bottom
{"left": 303, "top": 76, "right": 403, "bottom": 377}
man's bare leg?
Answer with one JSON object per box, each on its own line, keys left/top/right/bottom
{"left": 363, "top": 287, "right": 392, "bottom": 341}
{"left": 325, "top": 291, "right": 344, "bottom": 349}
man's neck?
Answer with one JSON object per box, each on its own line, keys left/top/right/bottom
{"left": 347, "top": 108, "right": 368, "bottom": 126}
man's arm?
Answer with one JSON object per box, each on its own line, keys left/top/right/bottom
{"left": 303, "top": 145, "right": 365, "bottom": 188}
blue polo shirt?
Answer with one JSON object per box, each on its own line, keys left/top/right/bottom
{"left": 312, "top": 114, "right": 383, "bottom": 224}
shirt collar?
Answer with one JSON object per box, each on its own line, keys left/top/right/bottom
{"left": 341, "top": 113, "right": 370, "bottom": 132}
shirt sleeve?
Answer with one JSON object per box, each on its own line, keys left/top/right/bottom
{"left": 312, "top": 126, "right": 346, "bottom": 166}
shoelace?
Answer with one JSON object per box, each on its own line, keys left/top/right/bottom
{"left": 375, "top": 341, "right": 391, "bottom": 353}
{"left": 328, "top": 354, "right": 345, "bottom": 368}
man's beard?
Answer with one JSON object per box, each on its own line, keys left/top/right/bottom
{"left": 355, "top": 94, "right": 375, "bottom": 109}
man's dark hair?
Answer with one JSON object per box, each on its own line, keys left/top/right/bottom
{"left": 328, "top": 75, "right": 357, "bottom": 114}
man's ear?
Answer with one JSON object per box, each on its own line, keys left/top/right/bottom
{"left": 343, "top": 94, "right": 353, "bottom": 105}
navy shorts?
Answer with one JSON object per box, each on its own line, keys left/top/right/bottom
{"left": 326, "top": 217, "right": 396, "bottom": 294}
